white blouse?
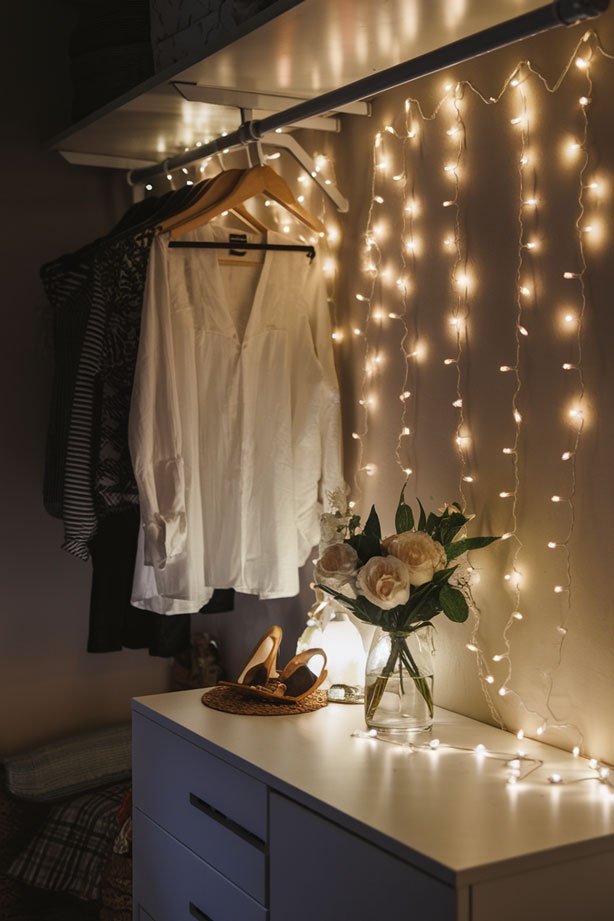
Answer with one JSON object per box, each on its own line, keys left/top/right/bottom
{"left": 129, "top": 226, "right": 342, "bottom": 612}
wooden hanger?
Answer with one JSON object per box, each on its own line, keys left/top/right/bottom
{"left": 166, "top": 165, "right": 325, "bottom": 239}
{"left": 159, "top": 169, "right": 245, "bottom": 234}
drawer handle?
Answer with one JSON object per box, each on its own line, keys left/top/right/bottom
{"left": 189, "top": 793, "right": 266, "bottom": 852}
{"left": 189, "top": 903, "right": 213, "bottom": 921}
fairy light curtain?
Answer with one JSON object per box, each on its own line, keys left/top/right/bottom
{"left": 336, "top": 27, "right": 614, "bottom": 766}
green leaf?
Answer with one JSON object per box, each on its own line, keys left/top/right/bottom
{"left": 432, "top": 565, "right": 458, "bottom": 584}
{"left": 395, "top": 483, "right": 414, "bottom": 533}
{"left": 363, "top": 505, "right": 381, "bottom": 539}
{"left": 426, "top": 512, "right": 440, "bottom": 538}
{"left": 445, "top": 535, "right": 499, "bottom": 562}
{"left": 439, "top": 512, "right": 469, "bottom": 546}
{"left": 417, "top": 498, "right": 427, "bottom": 532}
{"left": 347, "top": 532, "right": 381, "bottom": 565}
{"left": 347, "top": 515, "right": 361, "bottom": 537}
{"left": 439, "top": 584, "right": 469, "bottom": 622}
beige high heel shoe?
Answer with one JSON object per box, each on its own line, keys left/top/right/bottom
{"left": 226, "top": 648, "right": 328, "bottom": 703}
{"left": 219, "top": 625, "right": 282, "bottom": 691}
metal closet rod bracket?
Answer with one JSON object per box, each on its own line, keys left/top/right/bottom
{"left": 127, "top": 0, "right": 609, "bottom": 191}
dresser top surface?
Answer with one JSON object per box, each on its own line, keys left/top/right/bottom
{"left": 133, "top": 690, "right": 614, "bottom": 883}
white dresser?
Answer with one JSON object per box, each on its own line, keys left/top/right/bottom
{"left": 132, "top": 690, "right": 614, "bottom": 921}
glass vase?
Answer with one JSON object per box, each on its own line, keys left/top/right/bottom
{"left": 364, "top": 625, "right": 435, "bottom": 735}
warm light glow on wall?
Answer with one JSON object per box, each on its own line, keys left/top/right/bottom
{"left": 349, "top": 29, "right": 614, "bottom": 764}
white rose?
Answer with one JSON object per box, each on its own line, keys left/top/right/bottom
{"left": 356, "top": 556, "right": 410, "bottom": 609}
{"left": 315, "top": 543, "right": 359, "bottom": 590}
{"left": 383, "top": 531, "right": 447, "bottom": 587}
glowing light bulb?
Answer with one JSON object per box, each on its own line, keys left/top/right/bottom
{"left": 499, "top": 491, "right": 513, "bottom": 498}
{"left": 512, "top": 612, "right": 523, "bottom": 621}
{"left": 517, "top": 730, "right": 525, "bottom": 740}
{"left": 569, "top": 408, "right": 583, "bottom": 419}
{"left": 501, "top": 532, "right": 513, "bottom": 540}
{"left": 384, "top": 125, "right": 395, "bottom": 134}
{"left": 579, "top": 96, "right": 590, "bottom": 107}
{"left": 444, "top": 358, "right": 456, "bottom": 365}
{"left": 582, "top": 225, "right": 593, "bottom": 234}
{"left": 493, "top": 654, "right": 504, "bottom": 662}
{"left": 507, "top": 775, "right": 518, "bottom": 785}
{"left": 557, "top": 626, "right": 568, "bottom": 635}
{"left": 486, "top": 675, "right": 495, "bottom": 684}
{"left": 388, "top": 312, "right": 401, "bottom": 320}
{"left": 518, "top": 325, "right": 529, "bottom": 336}
{"left": 443, "top": 200, "right": 454, "bottom": 208}
{"left": 536, "top": 725, "right": 545, "bottom": 736}
{"left": 551, "top": 495, "right": 562, "bottom": 503}
{"left": 524, "top": 197, "right": 538, "bottom": 206}
{"left": 520, "top": 286, "right": 531, "bottom": 296}
{"left": 399, "top": 391, "right": 411, "bottom": 401}
{"left": 561, "top": 451, "right": 572, "bottom": 460}
{"left": 548, "top": 773, "right": 563, "bottom": 784}
{"left": 510, "top": 116, "right": 525, "bottom": 126}
{"left": 373, "top": 309, "right": 384, "bottom": 321}
{"left": 475, "top": 743, "right": 486, "bottom": 753}
{"left": 589, "top": 758, "right": 599, "bottom": 769}
{"left": 573, "top": 746, "right": 580, "bottom": 757}
{"left": 145, "top": 183, "right": 153, "bottom": 191}
{"left": 502, "top": 448, "right": 513, "bottom": 455}
{"left": 444, "top": 163, "right": 457, "bottom": 173}
{"left": 554, "top": 585, "right": 564, "bottom": 593}
{"left": 444, "top": 237, "right": 454, "bottom": 248}
{"left": 166, "top": 173, "right": 173, "bottom": 181}
{"left": 498, "top": 687, "right": 508, "bottom": 697}
{"left": 353, "top": 327, "right": 362, "bottom": 336}
{"left": 401, "top": 426, "right": 410, "bottom": 436}
{"left": 453, "top": 398, "right": 463, "bottom": 408}
{"left": 563, "top": 271, "right": 579, "bottom": 279}
{"left": 510, "top": 78, "right": 520, "bottom": 87}
{"left": 548, "top": 541, "right": 557, "bottom": 549}
{"left": 568, "top": 141, "right": 582, "bottom": 153}
{"left": 351, "top": 432, "right": 360, "bottom": 440}
{"left": 575, "top": 56, "right": 589, "bottom": 69}
{"left": 403, "top": 467, "right": 413, "bottom": 476}
{"left": 520, "top": 154, "right": 529, "bottom": 165}
{"left": 355, "top": 294, "right": 368, "bottom": 302}
{"left": 430, "top": 738, "right": 440, "bottom": 749}
{"left": 364, "top": 463, "right": 377, "bottom": 477}
{"left": 331, "top": 331, "right": 343, "bottom": 341}
{"left": 181, "top": 167, "right": 189, "bottom": 175}
{"left": 514, "top": 410, "right": 522, "bottom": 423}
{"left": 526, "top": 241, "right": 538, "bottom": 251}
{"left": 374, "top": 195, "right": 385, "bottom": 204}
{"left": 600, "top": 767, "right": 610, "bottom": 779}
{"left": 466, "top": 643, "right": 479, "bottom": 652}
{"left": 587, "top": 180, "right": 600, "bottom": 190}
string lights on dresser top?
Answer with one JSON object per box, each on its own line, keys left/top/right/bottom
{"left": 345, "top": 28, "right": 612, "bottom": 764}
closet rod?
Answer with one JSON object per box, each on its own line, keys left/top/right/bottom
{"left": 168, "top": 241, "right": 316, "bottom": 259}
{"left": 127, "top": 0, "right": 608, "bottom": 187}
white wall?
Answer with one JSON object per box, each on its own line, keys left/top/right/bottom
{"left": 331, "top": 10, "right": 614, "bottom": 763}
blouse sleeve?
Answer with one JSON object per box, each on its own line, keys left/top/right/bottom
{"left": 304, "top": 256, "right": 344, "bottom": 508}
{"left": 128, "top": 235, "right": 186, "bottom": 569}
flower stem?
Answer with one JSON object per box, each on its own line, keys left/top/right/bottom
{"left": 365, "top": 630, "right": 434, "bottom": 723}
{"left": 365, "top": 639, "right": 400, "bottom": 720}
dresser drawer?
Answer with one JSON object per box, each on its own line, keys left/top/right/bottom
{"left": 133, "top": 713, "right": 267, "bottom": 902}
{"left": 134, "top": 809, "right": 268, "bottom": 921}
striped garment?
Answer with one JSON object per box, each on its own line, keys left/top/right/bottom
{"left": 61, "top": 228, "right": 154, "bottom": 560}
{"left": 41, "top": 256, "right": 94, "bottom": 519}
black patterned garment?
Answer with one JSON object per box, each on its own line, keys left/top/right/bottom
{"left": 62, "top": 228, "right": 155, "bottom": 560}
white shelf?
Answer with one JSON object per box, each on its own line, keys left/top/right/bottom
{"left": 51, "top": 0, "right": 547, "bottom": 169}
